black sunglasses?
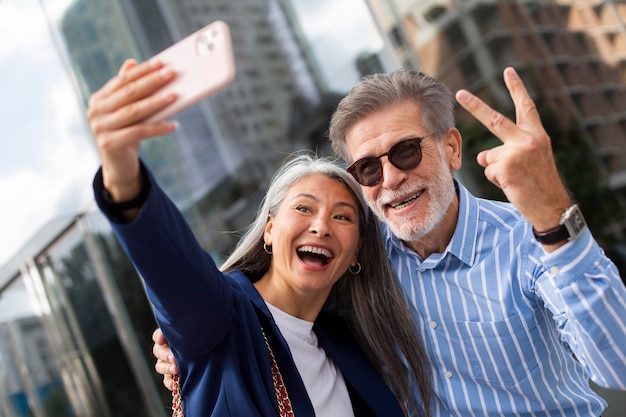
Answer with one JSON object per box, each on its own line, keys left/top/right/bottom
{"left": 347, "top": 135, "right": 431, "bottom": 186}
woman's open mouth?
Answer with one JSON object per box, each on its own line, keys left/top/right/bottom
{"left": 297, "top": 246, "right": 332, "bottom": 266}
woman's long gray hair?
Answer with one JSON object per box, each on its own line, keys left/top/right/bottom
{"left": 221, "top": 153, "right": 431, "bottom": 416}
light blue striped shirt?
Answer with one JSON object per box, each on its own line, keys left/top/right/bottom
{"left": 385, "top": 181, "right": 626, "bottom": 416}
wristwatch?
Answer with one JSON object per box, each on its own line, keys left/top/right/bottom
{"left": 532, "top": 204, "right": 587, "bottom": 245}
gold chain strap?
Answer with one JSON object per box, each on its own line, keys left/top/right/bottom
{"left": 262, "top": 327, "right": 295, "bottom": 417}
{"left": 169, "top": 329, "right": 295, "bottom": 417}
{"left": 171, "top": 374, "right": 183, "bottom": 417}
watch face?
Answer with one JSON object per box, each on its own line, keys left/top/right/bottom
{"left": 564, "top": 205, "right": 587, "bottom": 239}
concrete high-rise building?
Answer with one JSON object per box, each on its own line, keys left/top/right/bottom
{"left": 367, "top": 0, "right": 626, "bottom": 240}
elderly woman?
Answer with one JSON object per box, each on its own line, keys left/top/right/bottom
{"left": 88, "top": 59, "right": 431, "bottom": 416}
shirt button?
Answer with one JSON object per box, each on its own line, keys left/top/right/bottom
{"left": 429, "top": 321, "right": 438, "bottom": 329}
{"left": 549, "top": 266, "right": 559, "bottom": 275}
{"left": 444, "top": 371, "right": 453, "bottom": 378}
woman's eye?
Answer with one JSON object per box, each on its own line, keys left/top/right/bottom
{"left": 295, "top": 205, "right": 311, "bottom": 213}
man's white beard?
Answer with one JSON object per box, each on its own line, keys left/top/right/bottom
{"left": 368, "top": 154, "right": 456, "bottom": 243}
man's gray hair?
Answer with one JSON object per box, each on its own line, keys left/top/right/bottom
{"left": 329, "top": 69, "right": 456, "bottom": 162}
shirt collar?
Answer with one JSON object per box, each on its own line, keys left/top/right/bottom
{"left": 384, "top": 179, "right": 479, "bottom": 266}
{"left": 451, "top": 180, "right": 479, "bottom": 266}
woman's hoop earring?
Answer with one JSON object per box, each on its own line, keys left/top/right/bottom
{"left": 349, "top": 262, "right": 361, "bottom": 275}
{"left": 263, "top": 243, "right": 273, "bottom": 255}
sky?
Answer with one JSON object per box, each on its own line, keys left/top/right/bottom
{"left": 290, "top": 0, "right": 386, "bottom": 91}
{"left": 0, "top": 0, "right": 384, "bottom": 268}
{"left": 0, "top": 0, "right": 100, "bottom": 266}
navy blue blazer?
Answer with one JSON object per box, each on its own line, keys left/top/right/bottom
{"left": 94, "top": 166, "right": 405, "bottom": 417}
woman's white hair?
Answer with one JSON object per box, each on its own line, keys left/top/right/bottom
{"left": 221, "top": 152, "right": 431, "bottom": 416}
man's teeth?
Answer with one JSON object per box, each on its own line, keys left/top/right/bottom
{"left": 390, "top": 191, "right": 422, "bottom": 209}
{"left": 298, "top": 246, "right": 332, "bottom": 259}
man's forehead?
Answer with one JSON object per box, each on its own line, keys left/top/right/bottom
{"left": 345, "top": 104, "right": 425, "bottom": 155}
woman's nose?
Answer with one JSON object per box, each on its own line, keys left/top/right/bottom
{"left": 309, "top": 216, "right": 330, "bottom": 236}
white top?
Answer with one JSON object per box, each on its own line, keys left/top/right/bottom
{"left": 266, "top": 302, "right": 355, "bottom": 417}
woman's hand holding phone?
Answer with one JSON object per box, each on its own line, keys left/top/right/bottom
{"left": 86, "top": 21, "right": 235, "bottom": 203}
{"left": 87, "top": 59, "right": 180, "bottom": 203}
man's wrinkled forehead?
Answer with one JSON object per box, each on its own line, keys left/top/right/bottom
{"left": 344, "top": 100, "right": 425, "bottom": 158}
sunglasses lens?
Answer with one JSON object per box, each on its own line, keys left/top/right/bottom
{"left": 350, "top": 158, "right": 382, "bottom": 186}
{"left": 348, "top": 136, "right": 427, "bottom": 186}
{"left": 389, "top": 139, "right": 422, "bottom": 170}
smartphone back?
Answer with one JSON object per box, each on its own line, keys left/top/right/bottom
{"left": 146, "top": 20, "right": 236, "bottom": 121}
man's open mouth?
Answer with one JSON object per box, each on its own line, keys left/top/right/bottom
{"left": 390, "top": 190, "right": 423, "bottom": 210}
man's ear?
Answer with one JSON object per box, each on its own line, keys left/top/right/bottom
{"left": 443, "top": 127, "right": 463, "bottom": 171}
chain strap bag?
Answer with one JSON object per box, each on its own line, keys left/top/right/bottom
{"left": 171, "top": 374, "right": 183, "bottom": 417}
{"left": 169, "top": 327, "right": 295, "bottom": 417}
{"left": 262, "top": 327, "right": 295, "bottom": 417}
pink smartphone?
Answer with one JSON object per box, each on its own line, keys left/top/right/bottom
{"left": 145, "top": 20, "right": 236, "bottom": 122}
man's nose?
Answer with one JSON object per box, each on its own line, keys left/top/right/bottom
{"left": 380, "top": 157, "right": 408, "bottom": 189}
